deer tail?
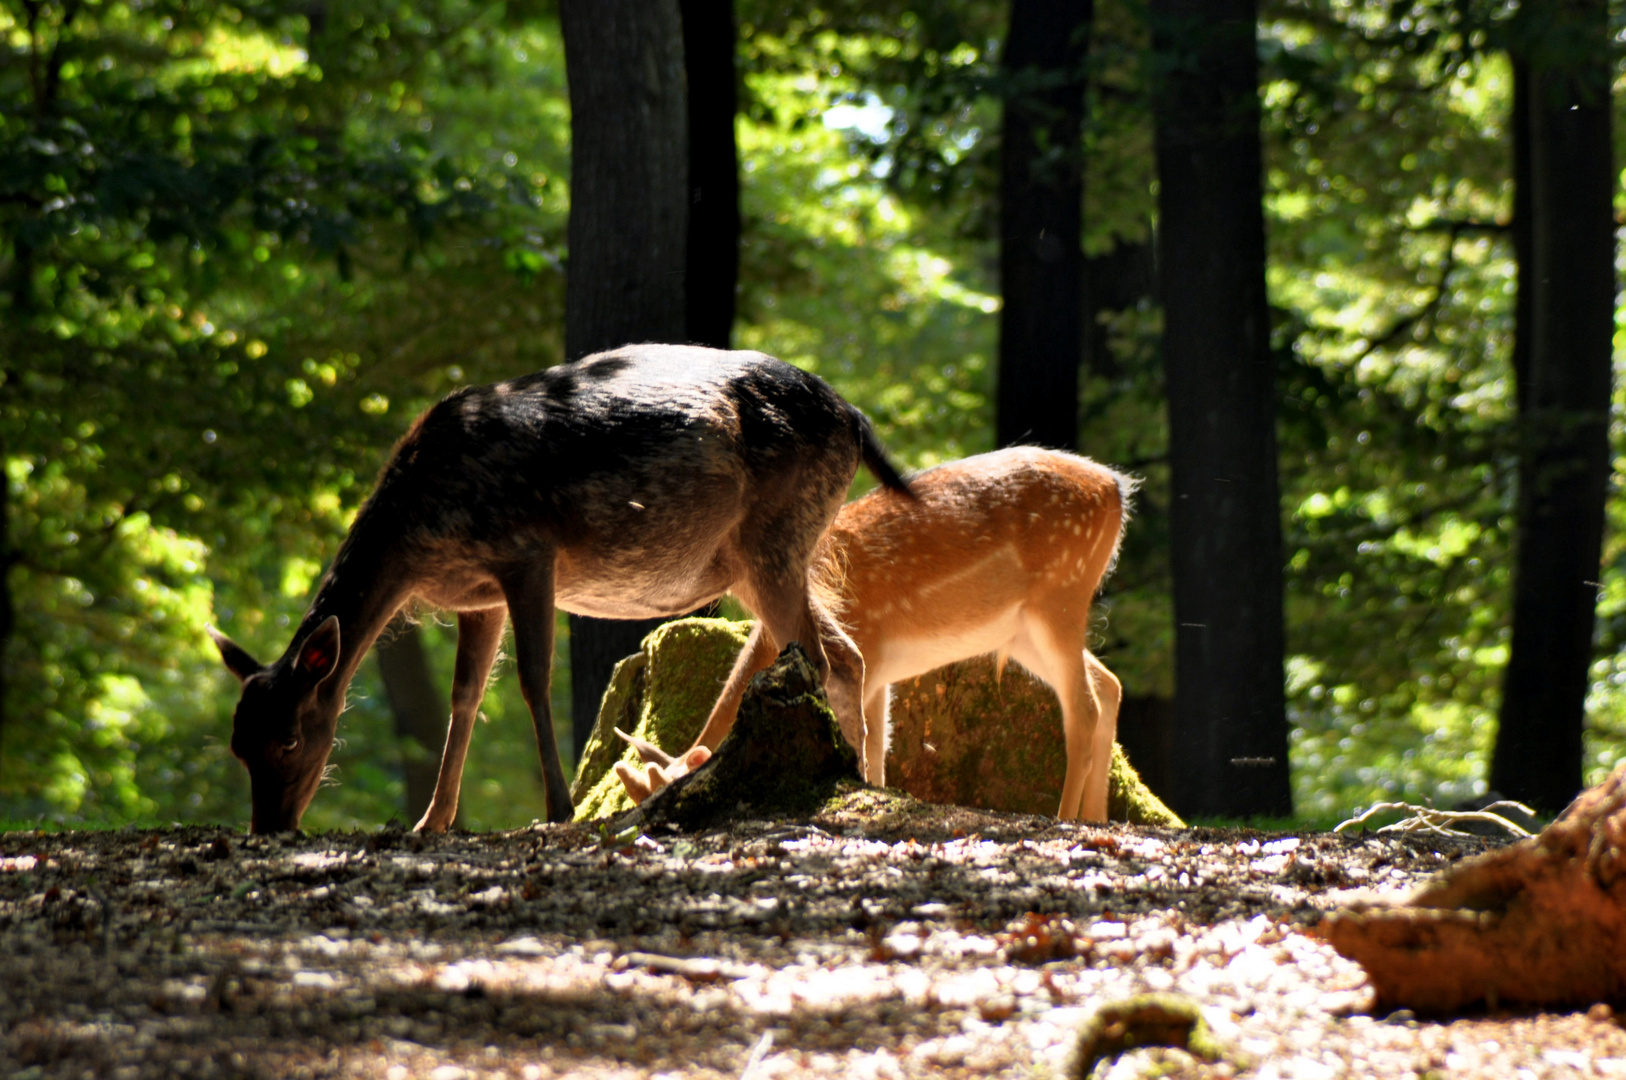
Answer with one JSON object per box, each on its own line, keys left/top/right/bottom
{"left": 847, "top": 402, "right": 916, "bottom": 498}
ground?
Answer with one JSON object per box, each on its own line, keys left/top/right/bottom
{"left": 3, "top": 800, "right": 1624, "bottom": 1080}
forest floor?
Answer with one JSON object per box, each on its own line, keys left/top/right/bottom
{"left": 3, "top": 797, "right": 1624, "bottom": 1080}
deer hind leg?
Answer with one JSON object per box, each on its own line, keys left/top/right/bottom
{"left": 499, "top": 557, "right": 574, "bottom": 824}
{"left": 1010, "top": 614, "right": 1108, "bottom": 822}
{"left": 692, "top": 619, "right": 779, "bottom": 752}
{"left": 1080, "top": 651, "right": 1122, "bottom": 821}
{"left": 728, "top": 575, "right": 870, "bottom": 777}
{"left": 416, "top": 607, "right": 506, "bottom": 832}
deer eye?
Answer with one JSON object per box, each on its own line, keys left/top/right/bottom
{"left": 278, "top": 736, "right": 300, "bottom": 753}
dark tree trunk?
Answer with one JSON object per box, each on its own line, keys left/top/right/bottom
{"left": 1151, "top": 0, "right": 1292, "bottom": 818}
{"left": 1492, "top": 0, "right": 1615, "bottom": 814}
{"left": 1509, "top": 55, "right": 1533, "bottom": 417}
{"left": 0, "top": 428, "right": 10, "bottom": 760}
{"left": 679, "top": 0, "right": 740, "bottom": 350}
{"left": 559, "top": 0, "right": 689, "bottom": 762}
{"left": 374, "top": 618, "right": 447, "bottom": 825}
{"left": 997, "top": 0, "right": 1091, "bottom": 451}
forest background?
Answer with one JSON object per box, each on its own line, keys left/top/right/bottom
{"left": 4, "top": 0, "right": 1624, "bottom": 832}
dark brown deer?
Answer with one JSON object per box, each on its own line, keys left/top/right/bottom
{"left": 618, "top": 447, "right": 1133, "bottom": 821}
{"left": 209, "top": 344, "right": 910, "bottom": 833}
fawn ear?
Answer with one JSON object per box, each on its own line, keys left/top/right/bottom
{"left": 294, "top": 616, "right": 342, "bottom": 685}
{"left": 208, "top": 626, "right": 264, "bottom": 684}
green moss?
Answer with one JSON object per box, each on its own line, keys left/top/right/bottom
{"left": 1069, "top": 993, "right": 1227, "bottom": 1078}
{"left": 1106, "top": 744, "right": 1185, "bottom": 828}
{"left": 571, "top": 618, "right": 754, "bottom": 821}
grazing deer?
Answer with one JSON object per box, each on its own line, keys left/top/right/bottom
{"left": 209, "top": 344, "right": 910, "bottom": 833}
{"left": 619, "top": 447, "right": 1134, "bottom": 822}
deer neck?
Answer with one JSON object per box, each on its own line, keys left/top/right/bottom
{"left": 287, "top": 512, "right": 413, "bottom": 705}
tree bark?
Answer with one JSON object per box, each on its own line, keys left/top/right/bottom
{"left": 1151, "top": 0, "right": 1292, "bottom": 818}
{"left": 374, "top": 618, "right": 448, "bottom": 825}
{"left": 559, "top": 0, "right": 690, "bottom": 762}
{"left": 1492, "top": 0, "right": 1615, "bottom": 814}
{"left": 996, "top": 0, "right": 1091, "bottom": 451}
{"left": 679, "top": 0, "right": 740, "bottom": 350}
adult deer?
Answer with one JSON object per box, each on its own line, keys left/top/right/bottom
{"left": 209, "top": 344, "right": 910, "bottom": 833}
{"left": 618, "top": 447, "right": 1133, "bottom": 821}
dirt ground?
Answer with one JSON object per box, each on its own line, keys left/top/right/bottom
{"left": 4, "top": 798, "right": 1625, "bottom": 1080}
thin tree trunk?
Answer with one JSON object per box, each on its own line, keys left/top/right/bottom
{"left": 1492, "top": 0, "right": 1615, "bottom": 814}
{"left": 996, "top": 0, "right": 1091, "bottom": 451}
{"left": 680, "top": 0, "right": 740, "bottom": 350}
{"left": 1151, "top": 0, "right": 1292, "bottom": 818}
{"left": 558, "top": 0, "right": 689, "bottom": 762}
{"left": 374, "top": 618, "right": 447, "bottom": 825}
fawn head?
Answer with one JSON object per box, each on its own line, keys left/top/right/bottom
{"left": 209, "top": 616, "right": 344, "bottom": 833}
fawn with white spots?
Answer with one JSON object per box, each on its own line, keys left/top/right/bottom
{"left": 617, "top": 446, "right": 1135, "bottom": 822}
{"left": 209, "top": 344, "right": 911, "bottom": 833}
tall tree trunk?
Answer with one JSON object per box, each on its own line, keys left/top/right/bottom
{"left": 996, "top": 0, "right": 1091, "bottom": 451}
{"left": 679, "top": 0, "right": 740, "bottom": 350}
{"left": 559, "top": 0, "right": 689, "bottom": 763}
{"left": 1492, "top": 0, "right": 1615, "bottom": 814}
{"left": 0, "top": 426, "right": 10, "bottom": 761}
{"left": 374, "top": 618, "right": 447, "bottom": 825}
{"left": 1150, "top": 0, "right": 1292, "bottom": 818}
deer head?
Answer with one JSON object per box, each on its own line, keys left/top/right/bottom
{"left": 209, "top": 616, "right": 344, "bottom": 832}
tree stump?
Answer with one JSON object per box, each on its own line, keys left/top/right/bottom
{"left": 1320, "top": 763, "right": 1626, "bottom": 1012}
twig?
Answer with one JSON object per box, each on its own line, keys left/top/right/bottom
{"left": 1334, "top": 800, "right": 1536, "bottom": 838}
{"left": 739, "top": 1031, "right": 775, "bottom": 1080}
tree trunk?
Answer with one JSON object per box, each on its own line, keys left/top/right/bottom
{"left": 559, "top": 0, "right": 690, "bottom": 762}
{"left": 679, "top": 0, "right": 740, "bottom": 350}
{"left": 996, "top": 0, "right": 1091, "bottom": 451}
{"left": 1150, "top": 0, "right": 1292, "bottom": 818}
{"left": 1492, "top": 0, "right": 1615, "bottom": 814}
{"left": 374, "top": 618, "right": 447, "bottom": 825}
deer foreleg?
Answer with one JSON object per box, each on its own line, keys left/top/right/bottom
{"left": 501, "top": 558, "right": 574, "bottom": 823}
{"left": 416, "top": 607, "right": 505, "bottom": 832}
{"left": 692, "top": 619, "right": 779, "bottom": 751}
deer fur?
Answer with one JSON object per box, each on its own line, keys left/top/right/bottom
{"left": 622, "top": 447, "right": 1134, "bottom": 821}
{"left": 209, "top": 344, "right": 910, "bottom": 833}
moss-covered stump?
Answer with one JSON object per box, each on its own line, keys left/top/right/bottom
{"left": 571, "top": 616, "right": 1182, "bottom": 827}
{"left": 1320, "top": 762, "right": 1626, "bottom": 1012}
{"left": 619, "top": 643, "right": 861, "bottom": 831}
{"left": 571, "top": 618, "right": 753, "bottom": 821}
{"left": 888, "top": 655, "right": 1182, "bottom": 826}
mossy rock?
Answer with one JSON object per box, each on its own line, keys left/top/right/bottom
{"left": 571, "top": 617, "right": 1183, "bottom": 827}
{"left": 888, "top": 654, "right": 1184, "bottom": 827}
{"left": 622, "top": 643, "right": 861, "bottom": 831}
{"left": 570, "top": 617, "right": 753, "bottom": 821}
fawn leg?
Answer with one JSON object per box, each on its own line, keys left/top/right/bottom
{"left": 863, "top": 684, "right": 889, "bottom": 787}
{"left": 416, "top": 607, "right": 506, "bottom": 832}
{"left": 500, "top": 557, "right": 574, "bottom": 823}
{"left": 1012, "top": 615, "right": 1105, "bottom": 822}
{"left": 1079, "top": 651, "right": 1122, "bottom": 821}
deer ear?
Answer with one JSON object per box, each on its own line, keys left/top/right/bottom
{"left": 208, "top": 626, "right": 264, "bottom": 684}
{"left": 295, "top": 616, "right": 342, "bottom": 684}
